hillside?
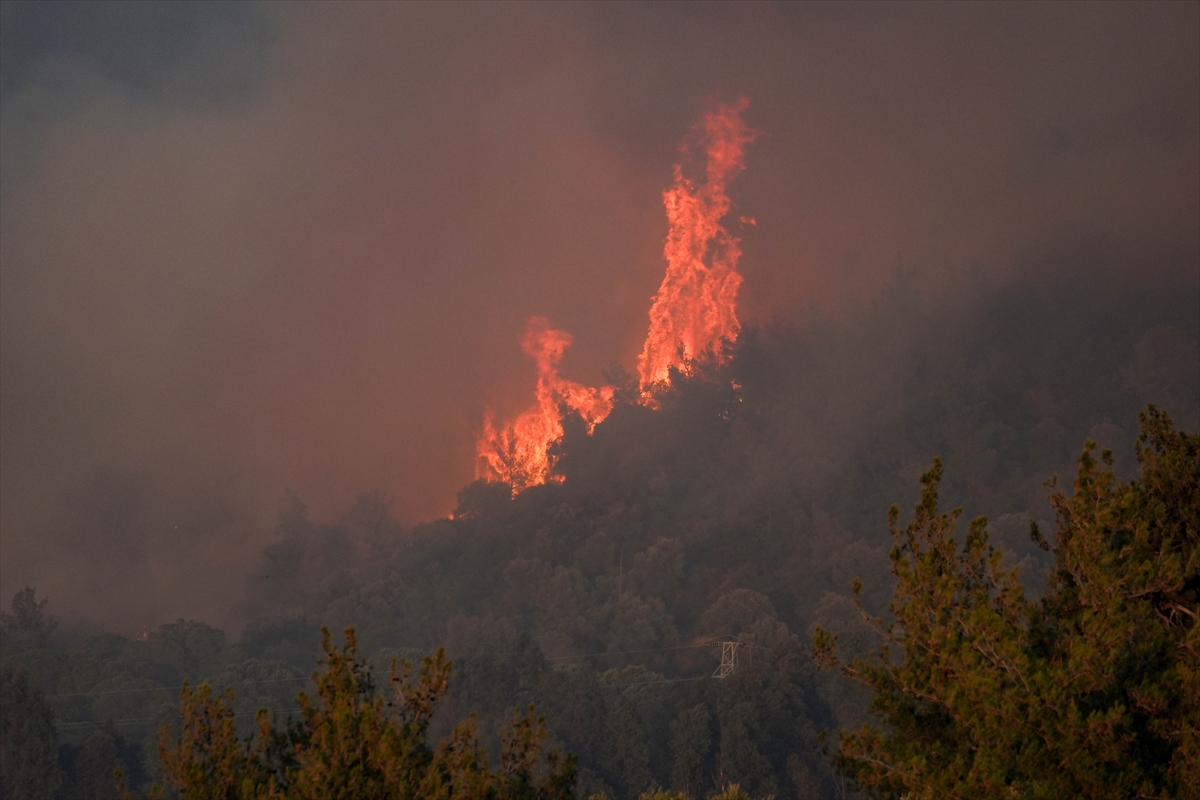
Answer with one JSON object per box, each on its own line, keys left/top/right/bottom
{"left": 3, "top": 255, "right": 1197, "bottom": 798}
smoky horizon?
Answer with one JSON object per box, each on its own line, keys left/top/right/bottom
{"left": 1, "top": 1, "right": 1198, "bottom": 636}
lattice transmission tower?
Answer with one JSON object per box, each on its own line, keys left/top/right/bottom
{"left": 711, "top": 637, "right": 746, "bottom": 679}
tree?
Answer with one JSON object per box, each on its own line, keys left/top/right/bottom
{"left": 153, "top": 627, "right": 575, "bottom": 799}
{"left": 813, "top": 406, "right": 1199, "bottom": 799}
{"left": 669, "top": 704, "right": 711, "bottom": 797}
{"left": 0, "top": 666, "right": 64, "bottom": 800}
{"left": 65, "top": 724, "right": 131, "bottom": 800}
{"left": 0, "top": 587, "right": 58, "bottom": 649}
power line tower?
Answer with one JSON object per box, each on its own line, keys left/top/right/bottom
{"left": 710, "top": 637, "right": 745, "bottom": 679}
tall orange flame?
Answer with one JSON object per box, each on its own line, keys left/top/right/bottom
{"left": 638, "top": 98, "right": 756, "bottom": 390}
{"left": 476, "top": 99, "right": 754, "bottom": 493}
{"left": 476, "top": 317, "right": 614, "bottom": 491}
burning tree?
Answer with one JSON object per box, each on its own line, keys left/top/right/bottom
{"left": 477, "top": 99, "right": 756, "bottom": 492}
{"left": 476, "top": 318, "right": 614, "bottom": 492}
{"left": 638, "top": 97, "right": 756, "bottom": 391}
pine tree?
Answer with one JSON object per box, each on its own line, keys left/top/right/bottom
{"left": 153, "top": 627, "right": 575, "bottom": 799}
{"left": 813, "top": 406, "right": 1199, "bottom": 799}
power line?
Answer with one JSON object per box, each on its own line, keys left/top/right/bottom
{"left": 545, "top": 642, "right": 713, "bottom": 661}
{"left": 45, "top": 645, "right": 712, "bottom": 699}
{"left": 47, "top": 676, "right": 312, "bottom": 700}
{"left": 598, "top": 675, "right": 707, "bottom": 689}
{"left": 55, "top": 707, "right": 306, "bottom": 732}
{"left": 56, "top": 716, "right": 161, "bottom": 730}
{"left": 49, "top": 640, "right": 742, "bottom": 730}
{"left": 53, "top": 660, "right": 717, "bottom": 727}
{"left": 47, "top": 686, "right": 172, "bottom": 699}
{"left": 55, "top": 673, "right": 710, "bottom": 728}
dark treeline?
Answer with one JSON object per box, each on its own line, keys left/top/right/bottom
{"left": 2, "top": 251, "right": 1197, "bottom": 799}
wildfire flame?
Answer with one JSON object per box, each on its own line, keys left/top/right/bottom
{"left": 476, "top": 99, "right": 754, "bottom": 491}
{"left": 638, "top": 97, "right": 756, "bottom": 390}
{"left": 476, "top": 317, "right": 614, "bottom": 490}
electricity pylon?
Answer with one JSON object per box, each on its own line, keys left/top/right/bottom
{"left": 712, "top": 638, "right": 742, "bottom": 679}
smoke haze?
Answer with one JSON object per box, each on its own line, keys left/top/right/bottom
{"left": 1, "top": 1, "right": 1197, "bottom": 633}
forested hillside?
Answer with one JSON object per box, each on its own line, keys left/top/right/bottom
{"left": 3, "top": 256, "right": 1197, "bottom": 799}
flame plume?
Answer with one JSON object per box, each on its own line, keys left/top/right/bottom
{"left": 476, "top": 317, "right": 614, "bottom": 490}
{"left": 638, "top": 98, "right": 756, "bottom": 390}
{"left": 476, "top": 99, "right": 754, "bottom": 492}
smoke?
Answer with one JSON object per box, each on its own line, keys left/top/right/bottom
{"left": 1, "top": 2, "right": 1196, "bottom": 632}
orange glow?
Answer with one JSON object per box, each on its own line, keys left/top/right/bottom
{"left": 476, "top": 317, "right": 614, "bottom": 491}
{"left": 638, "top": 98, "right": 756, "bottom": 390}
{"left": 476, "top": 100, "right": 754, "bottom": 493}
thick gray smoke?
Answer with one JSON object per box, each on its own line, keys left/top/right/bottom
{"left": 1, "top": 1, "right": 1196, "bottom": 633}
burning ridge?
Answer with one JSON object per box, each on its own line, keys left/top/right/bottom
{"left": 476, "top": 317, "right": 615, "bottom": 491}
{"left": 477, "top": 99, "right": 755, "bottom": 492}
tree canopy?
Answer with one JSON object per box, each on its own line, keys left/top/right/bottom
{"left": 151, "top": 627, "right": 575, "bottom": 800}
{"left": 0, "top": 666, "right": 64, "bottom": 800}
{"left": 151, "top": 627, "right": 800, "bottom": 800}
{"left": 814, "top": 406, "right": 1199, "bottom": 799}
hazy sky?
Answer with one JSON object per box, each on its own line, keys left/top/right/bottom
{"left": 2, "top": 1, "right": 1197, "bottom": 630}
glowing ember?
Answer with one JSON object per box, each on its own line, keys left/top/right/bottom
{"left": 476, "top": 317, "right": 614, "bottom": 491}
{"left": 638, "top": 98, "right": 756, "bottom": 390}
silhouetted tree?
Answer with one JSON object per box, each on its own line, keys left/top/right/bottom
{"left": 153, "top": 627, "right": 575, "bottom": 799}
{"left": 0, "top": 587, "right": 58, "bottom": 649}
{"left": 63, "top": 724, "right": 130, "bottom": 800}
{"left": 669, "top": 703, "right": 711, "bottom": 797}
{"left": 0, "top": 666, "right": 63, "bottom": 800}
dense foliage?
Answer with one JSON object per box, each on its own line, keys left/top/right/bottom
{"left": 151, "top": 628, "right": 574, "bottom": 799}
{"left": 1, "top": 261, "right": 1196, "bottom": 798}
{"left": 1, "top": 665, "right": 64, "bottom": 799}
{"left": 814, "top": 408, "right": 1199, "bottom": 798}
